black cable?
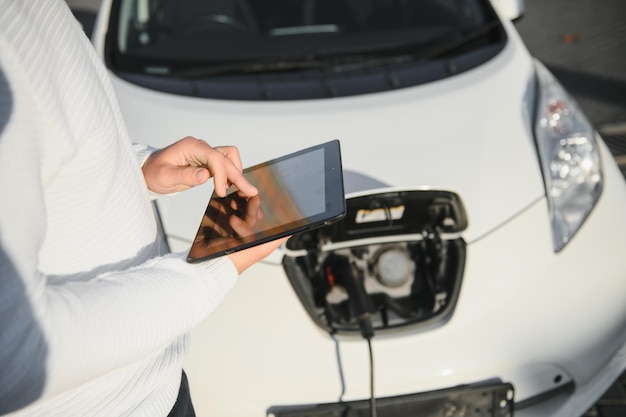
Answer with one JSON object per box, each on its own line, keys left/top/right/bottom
{"left": 324, "top": 254, "right": 377, "bottom": 416}
{"left": 365, "top": 335, "right": 377, "bottom": 417}
{"left": 330, "top": 331, "right": 346, "bottom": 403}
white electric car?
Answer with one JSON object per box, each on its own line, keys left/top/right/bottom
{"left": 92, "top": 0, "right": 626, "bottom": 416}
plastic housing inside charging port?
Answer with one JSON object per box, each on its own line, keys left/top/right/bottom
{"left": 283, "top": 189, "right": 468, "bottom": 335}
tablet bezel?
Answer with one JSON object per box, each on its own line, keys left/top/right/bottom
{"left": 186, "top": 140, "right": 345, "bottom": 263}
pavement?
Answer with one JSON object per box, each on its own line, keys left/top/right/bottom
{"left": 67, "top": 1, "right": 626, "bottom": 415}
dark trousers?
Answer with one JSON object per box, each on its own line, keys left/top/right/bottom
{"left": 167, "top": 371, "right": 196, "bottom": 417}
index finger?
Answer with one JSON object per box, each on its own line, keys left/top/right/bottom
{"left": 213, "top": 160, "right": 258, "bottom": 198}
{"left": 214, "top": 146, "right": 243, "bottom": 171}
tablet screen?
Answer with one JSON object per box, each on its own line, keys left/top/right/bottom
{"left": 187, "top": 140, "right": 345, "bottom": 263}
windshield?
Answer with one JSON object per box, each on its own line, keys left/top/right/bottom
{"left": 107, "top": 0, "right": 505, "bottom": 99}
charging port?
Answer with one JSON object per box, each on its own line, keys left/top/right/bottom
{"left": 283, "top": 189, "right": 468, "bottom": 335}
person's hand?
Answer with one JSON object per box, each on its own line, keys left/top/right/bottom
{"left": 228, "top": 237, "right": 289, "bottom": 274}
{"left": 142, "top": 136, "right": 257, "bottom": 197}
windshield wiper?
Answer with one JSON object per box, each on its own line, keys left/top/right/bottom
{"left": 169, "top": 20, "right": 501, "bottom": 79}
{"left": 171, "top": 58, "right": 331, "bottom": 78}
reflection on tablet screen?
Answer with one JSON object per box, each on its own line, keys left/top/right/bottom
{"left": 189, "top": 147, "right": 328, "bottom": 260}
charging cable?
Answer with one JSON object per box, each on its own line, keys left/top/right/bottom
{"left": 325, "top": 254, "right": 378, "bottom": 417}
{"left": 365, "top": 334, "right": 377, "bottom": 417}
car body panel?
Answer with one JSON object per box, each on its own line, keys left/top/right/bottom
{"left": 94, "top": 12, "right": 543, "bottom": 251}
{"left": 491, "top": 0, "right": 526, "bottom": 20}
{"left": 90, "top": 1, "right": 626, "bottom": 415}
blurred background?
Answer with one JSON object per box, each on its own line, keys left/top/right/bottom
{"left": 65, "top": 0, "right": 626, "bottom": 415}
{"left": 516, "top": 0, "right": 626, "bottom": 183}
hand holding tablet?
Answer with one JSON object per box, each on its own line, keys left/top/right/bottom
{"left": 187, "top": 140, "right": 346, "bottom": 263}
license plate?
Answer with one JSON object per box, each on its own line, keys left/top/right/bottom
{"left": 267, "top": 381, "right": 514, "bottom": 417}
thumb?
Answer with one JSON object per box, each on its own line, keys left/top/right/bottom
{"left": 191, "top": 167, "right": 210, "bottom": 185}
{"left": 175, "top": 166, "right": 210, "bottom": 189}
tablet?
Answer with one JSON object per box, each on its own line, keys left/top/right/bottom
{"left": 187, "top": 140, "right": 345, "bottom": 263}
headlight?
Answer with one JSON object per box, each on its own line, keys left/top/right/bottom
{"left": 533, "top": 60, "right": 603, "bottom": 252}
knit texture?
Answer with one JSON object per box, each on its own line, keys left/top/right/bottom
{"left": 0, "top": 1, "right": 238, "bottom": 415}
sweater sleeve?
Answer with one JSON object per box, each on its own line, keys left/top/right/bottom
{"left": 0, "top": 2, "right": 241, "bottom": 412}
{"left": 133, "top": 142, "right": 173, "bottom": 200}
{"left": 0, "top": 238, "right": 238, "bottom": 412}
{"left": 0, "top": 48, "right": 48, "bottom": 414}
{"left": 0, "top": 244, "right": 48, "bottom": 414}
{"left": 133, "top": 142, "right": 157, "bottom": 168}
{"left": 0, "top": 57, "right": 239, "bottom": 410}
{"left": 0, "top": 125, "right": 239, "bottom": 414}
{"left": 41, "top": 252, "right": 239, "bottom": 402}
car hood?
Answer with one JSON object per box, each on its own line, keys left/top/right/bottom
{"left": 105, "top": 29, "right": 544, "bottom": 245}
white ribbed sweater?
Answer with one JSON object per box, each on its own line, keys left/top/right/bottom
{"left": 0, "top": 1, "right": 238, "bottom": 416}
